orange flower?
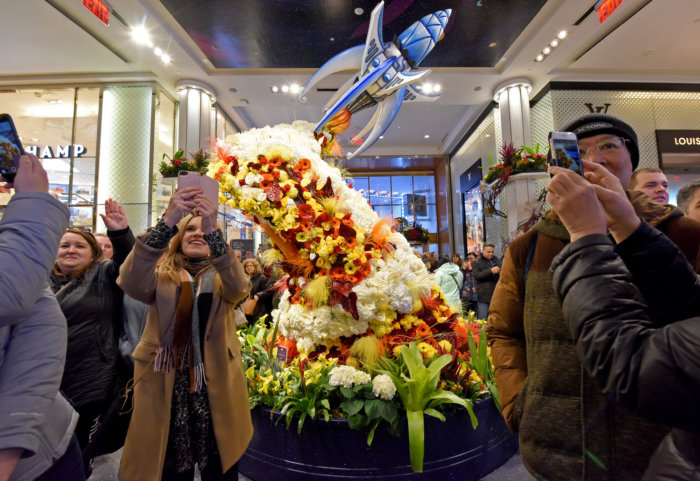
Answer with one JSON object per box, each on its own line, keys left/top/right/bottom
{"left": 291, "top": 292, "right": 303, "bottom": 304}
{"left": 262, "top": 173, "right": 275, "bottom": 182}
{"left": 260, "top": 179, "right": 273, "bottom": 189}
{"left": 268, "top": 157, "right": 282, "bottom": 169}
{"left": 416, "top": 322, "right": 432, "bottom": 338}
{"left": 297, "top": 158, "right": 311, "bottom": 170}
{"left": 361, "top": 262, "right": 372, "bottom": 276}
{"left": 317, "top": 268, "right": 329, "bottom": 277}
{"left": 346, "top": 237, "right": 357, "bottom": 249}
{"left": 331, "top": 267, "right": 346, "bottom": 281}
{"left": 299, "top": 219, "right": 313, "bottom": 231}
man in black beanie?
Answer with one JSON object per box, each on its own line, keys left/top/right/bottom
{"left": 487, "top": 114, "right": 700, "bottom": 480}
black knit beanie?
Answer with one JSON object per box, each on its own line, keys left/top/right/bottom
{"left": 559, "top": 114, "right": 639, "bottom": 170}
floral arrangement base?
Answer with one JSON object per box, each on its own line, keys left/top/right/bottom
{"left": 239, "top": 398, "right": 517, "bottom": 481}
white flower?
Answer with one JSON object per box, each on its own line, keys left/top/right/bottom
{"left": 329, "top": 365, "right": 371, "bottom": 388}
{"left": 245, "top": 173, "right": 257, "bottom": 186}
{"left": 256, "top": 191, "right": 268, "bottom": 202}
{"left": 372, "top": 374, "right": 396, "bottom": 400}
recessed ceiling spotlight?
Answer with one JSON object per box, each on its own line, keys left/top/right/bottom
{"left": 550, "top": 39, "right": 558, "bottom": 48}
{"left": 424, "top": 135, "right": 430, "bottom": 139}
{"left": 433, "top": 84, "right": 441, "bottom": 92}
{"left": 161, "top": 53, "right": 171, "bottom": 64}
{"left": 290, "top": 84, "right": 301, "bottom": 94}
{"left": 542, "top": 47, "right": 551, "bottom": 55}
{"left": 474, "top": 86, "right": 482, "bottom": 91}
{"left": 485, "top": 134, "right": 491, "bottom": 138}
{"left": 330, "top": 37, "right": 335, "bottom": 42}
{"left": 379, "top": 135, "right": 384, "bottom": 139}
{"left": 270, "top": 86, "right": 279, "bottom": 93}
{"left": 281, "top": 85, "right": 289, "bottom": 93}
{"left": 558, "top": 30, "right": 568, "bottom": 39}
{"left": 489, "top": 42, "right": 497, "bottom": 47}
{"left": 354, "top": 7, "right": 364, "bottom": 15}
{"left": 154, "top": 47, "right": 163, "bottom": 56}
{"left": 130, "top": 26, "right": 151, "bottom": 45}
{"left": 535, "top": 54, "right": 544, "bottom": 62}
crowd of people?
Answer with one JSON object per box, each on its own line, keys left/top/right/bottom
{"left": 1, "top": 112, "right": 699, "bottom": 481}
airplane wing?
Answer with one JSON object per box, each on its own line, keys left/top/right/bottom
{"left": 360, "top": 1, "right": 387, "bottom": 77}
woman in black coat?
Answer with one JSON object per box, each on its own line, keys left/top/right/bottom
{"left": 241, "top": 258, "right": 273, "bottom": 323}
{"left": 547, "top": 160, "right": 700, "bottom": 480}
{"left": 49, "top": 199, "right": 135, "bottom": 470}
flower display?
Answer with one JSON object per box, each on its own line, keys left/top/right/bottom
{"left": 394, "top": 217, "right": 430, "bottom": 244}
{"left": 211, "top": 122, "right": 501, "bottom": 472}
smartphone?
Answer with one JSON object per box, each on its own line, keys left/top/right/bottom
{"left": 0, "top": 114, "right": 25, "bottom": 183}
{"left": 178, "top": 171, "right": 219, "bottom": 204}
{"left": 549, "top": 131, "right": 583, "bottom": 176}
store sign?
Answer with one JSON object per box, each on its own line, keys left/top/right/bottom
{"left": 655, "top": 130, "right": 700, "bottom": 153}
{"left": 25, "top": 145, "right": 87, "bottom": 158}
{"left": 82, "top": 0, "right": 110, "bottom": 26}
{"left": 596, "top": 0, "right": 623, "bottom": 24}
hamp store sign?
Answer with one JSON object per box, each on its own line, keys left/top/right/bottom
{"left": 25, "top": 145, "right": 87, "bottom": 158}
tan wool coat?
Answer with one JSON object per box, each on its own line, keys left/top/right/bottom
{"left": 116, "top": 239, "right": 253, "bottom": 481}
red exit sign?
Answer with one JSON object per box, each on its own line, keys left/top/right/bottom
{"left": 597, "top": 0, "right": 623, "bottom": 23}
{"left": 82, "top": 0, "right": 110, "bottom": 26}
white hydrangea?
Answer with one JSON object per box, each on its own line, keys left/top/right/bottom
{"left": 372, "top": 374, "right": 396, "bottom": 400}
{"left": 329, "top": 365, "right": 371, "bottom": 388}
{"left": 272, "top": 291, "right": 369, "bottom": 350}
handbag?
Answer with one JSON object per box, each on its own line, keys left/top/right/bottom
{"left": 234, "top": 306, "right": 248, "bottom": 327}
{"left": 82, "top": 358, "right": 154, "bottom": 459}
{"left": 241, "top": 295, "right": 258, "bottom": 316}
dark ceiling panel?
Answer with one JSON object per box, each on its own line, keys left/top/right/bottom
{"left": 160, "top": 0, "right": 547, "bottom": 69}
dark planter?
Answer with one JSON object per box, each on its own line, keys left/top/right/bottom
{"left": 239, "top": 397, "right": 518, "bottom": 480}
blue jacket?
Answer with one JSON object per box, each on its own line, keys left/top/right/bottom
{"left": 0, "top": 192, "right": 78, "bottom": 481}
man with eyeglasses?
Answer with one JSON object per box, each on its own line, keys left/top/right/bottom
{"left": 487, "top": 114, "right": 700, "bottom": 480}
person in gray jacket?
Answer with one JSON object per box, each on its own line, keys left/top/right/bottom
{"left": 0, "top": 154, "right": 84, "bottom": 481}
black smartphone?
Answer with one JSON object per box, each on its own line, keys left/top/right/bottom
{"left": 0, "top": 114, "right": 25, "bottom": 183}
{"left": 549, "top": 131, "right": 583, "bottom": 176}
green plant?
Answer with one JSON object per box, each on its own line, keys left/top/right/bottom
{"left": 467, "top": 325, "right": 501, "bottom": 411}
{"left": 379, "top": 343, "right": 477, "bottom": 473}
{"left": 159, "top": 148, "right": 210, "bottom": 177}
{"left": 277, "top": 358, "right": 335, "bottom": 434}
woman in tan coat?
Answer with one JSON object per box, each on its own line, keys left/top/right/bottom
{"left": 117, "top": 186, "right": 252, "bottom": 481}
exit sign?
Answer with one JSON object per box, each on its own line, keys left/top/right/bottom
{"left": 597, "top": 0, "right": 623, "bottom": 23}
{"left": 82, "top": 0, "right": 110, "bottom": 26}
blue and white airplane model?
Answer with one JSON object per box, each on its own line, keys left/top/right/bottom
{"left": 299, "top": 1, "right": 451, "bottom": 159}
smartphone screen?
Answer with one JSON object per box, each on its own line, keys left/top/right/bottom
{"left": 0, "top": 114, "right": 25, "bottom": 182}
{"left": 549, "top": 132, "right": 583, "bottom": 176}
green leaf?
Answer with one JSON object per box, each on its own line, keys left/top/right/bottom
{"left": 380, "top": 401, "right": 398, "bottom": 423}
{"left": 364, "top": 399, "right": 382, "bottom": 420}
{"left": 423, "top": 408, "right": 445, "bottom": 421}
{"left": 340, "top": 386, "right": 355, "bottom": 399}
{"left": 320, "top": 398, "right": 330, "bottom": 411}
{"left": 488, "top": 382, "right": 502, "bottom": 412}
{"left": 367, "top": 418, "right": 381, "bottom": 446}
{"left": 406, "top": 409, "right": 425, "bottom": 473}
{"left": 347, "top": 414, "right": 369, "bottom": 430}
{"left": 341, "top": 398, "right": 364, "bottom": 417}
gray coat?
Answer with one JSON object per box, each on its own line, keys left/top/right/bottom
{"left": 0, "top": 192, "right": 78, "bottom": 481}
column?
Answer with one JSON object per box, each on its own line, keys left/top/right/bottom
{"left": 493, "top": 78, "right": 532, "bottom": 149}
{"left": 176, "top": 80, "right": 217, "bottom": 154}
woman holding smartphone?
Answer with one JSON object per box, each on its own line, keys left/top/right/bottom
{"left": 117, "top": 187, "right": 252, "bottom": 481}
{"left": 49, "top": 199, "right": 135, "bottom": 473}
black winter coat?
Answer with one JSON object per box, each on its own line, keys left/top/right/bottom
{"left": 552, "top": 221, "right": 700, "bottom": 479}
{"left": 50, "top": 227, "right": 135, "bottom": 407}
{"left": 471, "top": 256, "right": 501, "bottom": 303}
{"left": 247, "top": 273, "right": 273, "bottom": 322}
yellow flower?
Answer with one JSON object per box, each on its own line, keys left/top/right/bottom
{"left": 417, "top": 342, "right": 437, "bottom": 359}
{"left": 303, "top": 191, "right": 312, "bottom": 200}
{"left": 438, "top": 340, "right": 452, "bottom": 353}
{"left": 287, "top": 187, "right": 299, "bottom": 198}
{"left": 245, "top": 366, "right": 255, "bottom": 380}
{"left": 344, "top": 262, "right": 359, "bottom": 274}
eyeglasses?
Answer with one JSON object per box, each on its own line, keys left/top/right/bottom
{"left": 578, "top": 136, "right": 629, "bottom": 160}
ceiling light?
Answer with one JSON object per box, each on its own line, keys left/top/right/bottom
{"left": 550, "top": 39, "right": 559, "bottom": 48}
{"left": 558, "top": 30, "right": 568, "bottom": 39}
{"left": 379, "top": 135, "right": 384, "bottom": 139}
{"left": 281, "top": 85, "right": 289, "bottom": 93}
{"left": 48, "top": 99, "right": 64, "bottom": 105}
{"left": 535, "top": 54, "right": 544, "bottom": 62}
{"left": 290, "top": 84, "right": 300, "bottom": 94}
{"left": 161, "top": 54, "right": 171, "bottom": 64}
{"left": 131, "top": 26, "right": 151, "bottom": 45}
{"left": 354, "top": 7, "right": 364, "bottom": 15}
{"left": 270, "top": 85, "right": 280, "bottom": 93}
{"left": 433, "top": 84, "right": 441, "bottom": 92}
{"left": 424, "top": 135, "right": 430, "bottom": 139}
{"left": 542, "top": 47, "right": 551, "bottom": 55}
{"left": 489, "top": 42, "right": 497, "bottom": 47}
{"left": 154, "top": 47, "right": 163, "bottom": 56}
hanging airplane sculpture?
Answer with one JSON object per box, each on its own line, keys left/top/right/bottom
{"left": 300, "top": 1, "right": 451, "bottom": 159}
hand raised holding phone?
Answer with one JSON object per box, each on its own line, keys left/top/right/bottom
{"left": 163, "top": 187, "right": 201, "bottom": 228}
{"left": 5, "top": 154, "right": 49, "bottom": 193}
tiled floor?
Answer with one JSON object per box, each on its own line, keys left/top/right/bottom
{"left": 92, "top": 449, "right": 526, "bottom": 480}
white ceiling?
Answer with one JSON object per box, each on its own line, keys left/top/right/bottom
{"left": 1, "top": 0, "right": 699, "bottom": 157}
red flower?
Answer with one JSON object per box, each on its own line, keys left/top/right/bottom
{"left": 298, "top": 203, "right": 315, "bottom": 220}
{"left": 172, "top": 158, "right": 183, "bottom": 167}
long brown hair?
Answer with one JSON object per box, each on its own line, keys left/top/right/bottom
{"left": 155, "top": 214, "right": 214, "bottom": 283}
{"left": 53, "top": 228, "right": 104, "bottom": 281}
{"left": 242, "top": 258, "right": 262, "bottom": 277}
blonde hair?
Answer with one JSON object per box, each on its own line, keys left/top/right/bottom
{"left": 155, "top": 214, "right": 214, "bottom": 283}
{"left": 242, "top": 258, "right": 262, "bottom": 276}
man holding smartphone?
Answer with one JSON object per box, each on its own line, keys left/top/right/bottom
{"left": 486, "top": 114, "right": 700, "bottom": 480}
{"left": 0, "top": 155, "right": 84, "bottom": 481}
